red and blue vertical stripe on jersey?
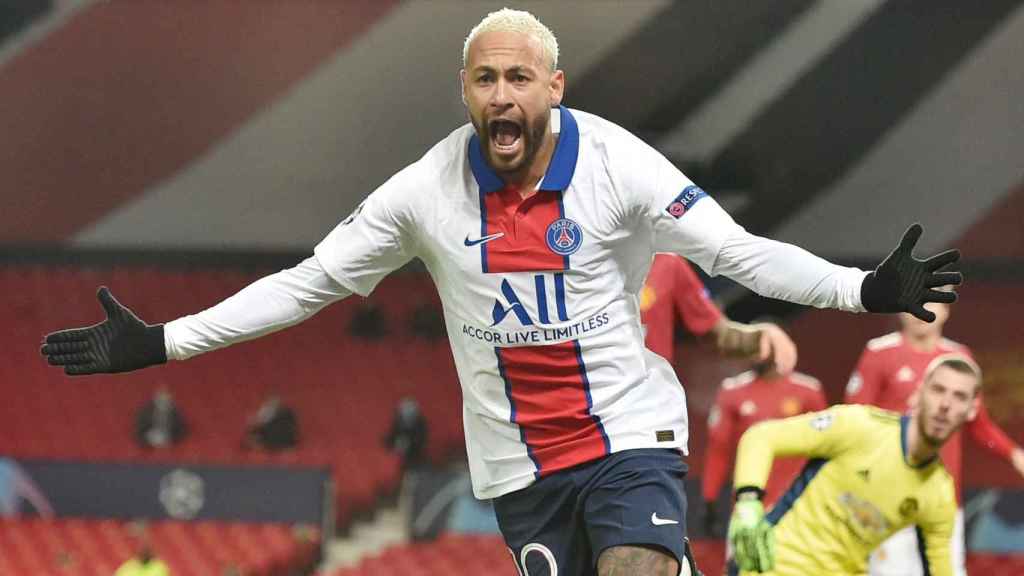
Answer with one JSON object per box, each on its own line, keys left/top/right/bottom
{"left": 495, "top": 340, "right": 610, "bottom": 478}
{"left": 470, "top": 106, "right": 608, "bottom": 476}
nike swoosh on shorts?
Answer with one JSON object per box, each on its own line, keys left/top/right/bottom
{"left": 651, "top": 512, "right": 679, "bottom": 526}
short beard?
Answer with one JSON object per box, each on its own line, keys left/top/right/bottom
{"left": 916, "top": 415, "right": 946, "bottom": 447}
{"left": 472, "top": 110, "right": 550, "bottom": 176}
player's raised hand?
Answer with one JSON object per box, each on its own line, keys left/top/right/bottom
{"left": 729, "top": 491, "right": 775, "bottom": 572}
{"left": 860, "top": 223, "right": 962, "bottom": 322}
{"left": 40, "top": 287, "right": 167, "bottom": 376}
{"left": 756, "top": 323, "right": 797, "bottom": 376}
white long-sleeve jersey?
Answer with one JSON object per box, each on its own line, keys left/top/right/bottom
{"left": 165, "top": 107, "right": 866, "bottom": 498}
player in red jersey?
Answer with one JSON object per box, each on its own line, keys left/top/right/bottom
{"left": 845, "top": 294, "right": 1024, "bottom": 576}
{"left": 703, "top": 366, "right": 827, "bottom": 517}
{"left": 640, "top": 253, "right": 797, "bottom": 373}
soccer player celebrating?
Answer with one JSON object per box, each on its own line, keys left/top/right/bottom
{"left": 846, "top": 294, "right": 1024, "bottom": 575}
{"left": 640, "top": 253, "right": 797, "bottom": 374}
{"left": 41, "top": 9, "right": 961, "bottom": 576}
{"left": 729, "top": 355, "right": 983, "bottom": 576}
{"left": 702, "top": 362, "right": 826, "bottom": 537}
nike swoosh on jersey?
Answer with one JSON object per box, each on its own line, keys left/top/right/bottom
{"left": 651, "top": 512, "right": 679, "bottom": 526}
{"left": 464, "top": 232, "right": 505, "bottom": 246}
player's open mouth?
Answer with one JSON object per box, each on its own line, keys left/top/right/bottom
{"left": 489, "top": 120, "right": 522, "bottom": 156}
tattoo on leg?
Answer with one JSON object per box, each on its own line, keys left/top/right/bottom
{"left": 597, "top": 545, "right": 680, "bottom": 576}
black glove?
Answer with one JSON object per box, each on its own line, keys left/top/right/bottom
{"left": 860, "top": 224, "right": 962, "bottom": 322}
{"left": 40, "top": 287, "right": 167, "bottom": 375}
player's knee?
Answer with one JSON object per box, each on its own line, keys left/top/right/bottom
{"left": 597, "top": 544, "right": 679, "bottom": 576}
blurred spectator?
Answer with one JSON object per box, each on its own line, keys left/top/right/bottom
{"left": 0, "top": 457, "right": 54, "bottom": 517}
{"left": 244, "top": 395, "right": 298, "bottom": 451}
{"left": 384, "top": 397, "right": 429, "bottom": 470}
{"left": 349, "top": 301, "right": 388, "bottom": 340}
{"left": 54, "top": 550, "right": 76, "bottom": 571}
{"left": 114, "top": 545, "right": 169, "bottom": 576}
{"left": 409, "top": 302, "right": 446, "bottom": 340}
{"left": 135, "top": 387, "right": 186, "bottom": 449}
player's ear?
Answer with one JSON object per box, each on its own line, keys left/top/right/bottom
{"left": 459, "top": 70, "right": 468, "bottom": 107}
{"left": 549, "top": 69, "right": 564, "bottom": 107}
{"left": 966, "top": 395, "right": 980, "bottom": 422}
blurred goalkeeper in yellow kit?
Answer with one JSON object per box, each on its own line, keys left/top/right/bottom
{"left": 728, "top": 353, "right": 981, "bottom": 576}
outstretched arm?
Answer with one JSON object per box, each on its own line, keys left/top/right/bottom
{"left": 42, "top": 156, "right": 425, "bottom": 375}
{"left": 709, "top": 220, "right": 960, "bottom": 322}
{"left": 164, "top": 256, "right": 351, "bottom": 360}
{"left": 618, "top": 122, "right": 960, "bottom": 322}
{"left": 734, "top": 404, "right": 868, "bottom": 495}
{"left": 659, "top": 255, "right": 798, "bottom": 373}
{"left": 729, "top": 406, "right": 866, "bottom": 572}
{"left": 41, "top": 256, "right": 351, "bottom": 374}
{"left": 711, "top": 320, "right": 798, "bottom": 375}
{"left": 966, "top": 401, "right": 1024, "bottom": 478}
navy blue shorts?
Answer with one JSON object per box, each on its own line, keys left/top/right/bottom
{"left": 493, "top": 448, "right": 689, "bottom": 576}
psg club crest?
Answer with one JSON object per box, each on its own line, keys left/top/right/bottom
{"left": 546, "top": 218, "right": 583, "bottom": 256}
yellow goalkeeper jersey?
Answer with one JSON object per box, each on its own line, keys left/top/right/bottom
{"left": 734, "top": 404, "right": 956, "bottom": 576}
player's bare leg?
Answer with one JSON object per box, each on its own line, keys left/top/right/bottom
{"left": 597, "top": 545, "right": 679, "bottom": 576}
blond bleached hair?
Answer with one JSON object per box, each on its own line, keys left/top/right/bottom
{"left": 463, "top": 8, "right": 559, "bottom": 71}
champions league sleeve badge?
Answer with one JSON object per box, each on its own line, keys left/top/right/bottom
{"left": 546, "top": 218, "right": 583, "bottom": 256}
{"left": 665, "top": 185, "right": 707, "bottom": 219}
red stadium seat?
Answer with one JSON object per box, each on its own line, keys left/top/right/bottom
{"left": 0, "top": 517, "right": 318, "bottom": 576}
{"left": 966, "top": 552, "right": 1024, "bottom": 576}
{"left": 323, "top": 533, "right": 519, "bottom": 576}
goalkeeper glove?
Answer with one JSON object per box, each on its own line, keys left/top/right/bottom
{"left": 860, "top": 223, "right": 962, "bottom": 322}
{"left": 729, "top": 488, "right": 774, "bottom": 573}
{"left": 40, "top": 287, "right": 166, "bottom": 375}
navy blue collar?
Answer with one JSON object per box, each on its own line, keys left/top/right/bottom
{"left": 468, "top": 105, "right": 580, "bottom": 194}
{"left": 900, "top": 414, "right": 938, "bottom": 469}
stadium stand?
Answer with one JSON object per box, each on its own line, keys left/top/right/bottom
{"left": 0, "top": 263, "right": 464, "bottom": 529}
{"left": 0, "top": 516, "right": 320, "bottom": 575}
{"left": 321, "top": 533, "right": 518, "bottom": 576}
{"left": 1, "top": 263, "right": 466, "bottom": 573}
